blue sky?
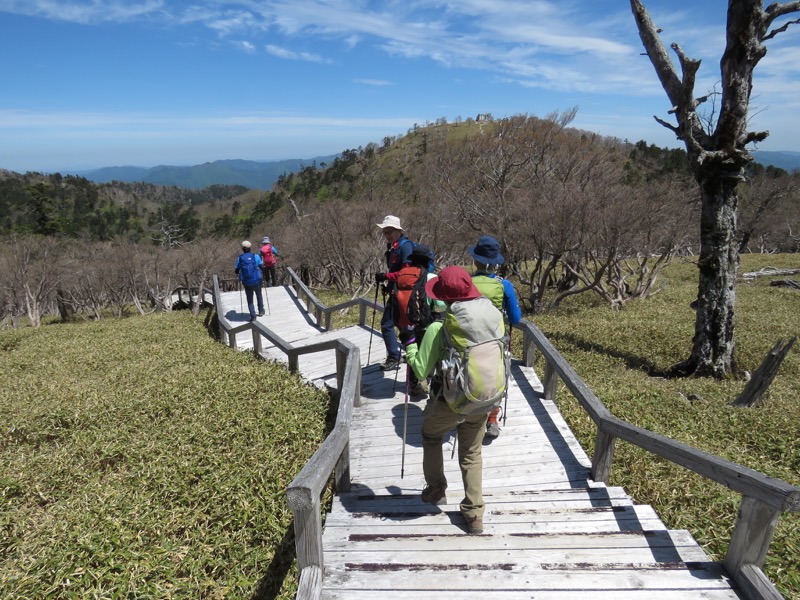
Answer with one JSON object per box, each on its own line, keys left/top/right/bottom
{"left": 1, "top": 0, "right": 799, "bottom": 173}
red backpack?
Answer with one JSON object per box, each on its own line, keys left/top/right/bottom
{"left": 260, "top": 244, "right": 277, "bottom": 267}
{"left": 394, "top": 265, "right": 425, "bottom": 329}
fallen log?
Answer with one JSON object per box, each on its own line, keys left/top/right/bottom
{"left": 741, "top": 267, "right": 800, "bottom": 279}
{"left": 770, "top": 279, "right": 800, "bottom": 290}
{"left": 732, "top": 337, "right": 796, "bottom": 408}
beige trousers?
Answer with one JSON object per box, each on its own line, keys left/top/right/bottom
{"left": 421, "top": 396, "right": 488, "bottom": 519}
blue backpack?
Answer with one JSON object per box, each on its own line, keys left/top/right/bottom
{"left": 238, "top": 253, "right": 261, "bottom": 286}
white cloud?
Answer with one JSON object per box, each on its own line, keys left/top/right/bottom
{"left": 265, "top": 44, "right": 334, "bottom": 64}
{"left": 0, "top": 0, "right": 165, "bottom": 24}
{"left": 353, "top": 79, "right": 393, "bottom": 86}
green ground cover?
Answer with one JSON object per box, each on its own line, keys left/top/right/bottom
{"left": 1, "top": 311, "right": 329, "bottom": 599}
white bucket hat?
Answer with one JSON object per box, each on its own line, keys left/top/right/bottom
{"left": 376, "top": 215, "right": 403, "bottom": 230}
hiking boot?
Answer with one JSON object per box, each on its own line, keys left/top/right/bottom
{"left": 257, "top": 311, "right": 265, "bottom": 317}
{"left": 486, "top": 421, "right": 500, "bottom": 438}
{"left": 465, "top": 515, "right": 483, "bottom": 535}
{"left": 410, "top": 382, "right": 427, "bottom": 396}
{"left": 381, "top": 357, "right": 401, "bottom": 371}
{"left": 421, "top": 485, "right": 447, "bottom": 505}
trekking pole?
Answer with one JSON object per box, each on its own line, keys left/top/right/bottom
{"left": 264, "top": 284, "right": 271, "bottom": 316}
{"left": 393, "top": 353, "right": 400, "bottom": 393}
{"left": 401, "top": 364, "right": 410, "bottom": 479}
{"left": 366, "top": 283, "right": 380, "bottom": 365}
{"left": 239, "top": 282, "right": 243, "bottom": 314}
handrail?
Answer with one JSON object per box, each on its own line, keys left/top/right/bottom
{"left": 282, "top": 266, "right": 383, "bottom": 331}
{"left": 211, "top": 273, "right": 373, "bottom": 599}
{"left": 516, "top": 319, "right": 799, "bottom": 600}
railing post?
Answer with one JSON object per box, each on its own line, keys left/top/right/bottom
{"left": 543, "top": 360, "right": 557, "bottom": 401}
{"left": 591, "top": 427, "right": 616, "bottom": 484}
{"left": 359, "top": 301, "right": 368, "bottom": 326}
{"left": 335, "top": 442, "right": 351, "bottom": 493}
{"left": 252, "top": 325, "right": 262, "bottom": 358}
{"left": 336, "top": 345, "right": 346, "bottom": 391}
{"left": 288, "top": 350, "right": 299, "bottom": 373}
{"left": 522, "top": 327, "right": 537, "bottom": 368}
{"left": 288, "top": 490, "right": 324, "bottom": 571}
{"left": 724, "top": 495, "right": 780, "bottom": 577}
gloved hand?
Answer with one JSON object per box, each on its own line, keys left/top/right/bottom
{"left": 375, "top": 272, "right": 388, "bottom": 283}
{"left": 399, "top": 327, "right": 416, "bottom": 346}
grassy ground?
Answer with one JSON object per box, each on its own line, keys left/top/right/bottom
{"left": 1, "top": 310, "right": 330, "bottom": 599}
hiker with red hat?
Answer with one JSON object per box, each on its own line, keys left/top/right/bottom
{"left": 403, "top": 266, "right": 506, "bottom": 535}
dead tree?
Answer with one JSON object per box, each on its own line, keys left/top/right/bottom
{"left": 630, "top": 0, "right": 800, "bottom": 378}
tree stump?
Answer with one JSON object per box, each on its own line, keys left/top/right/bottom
{"left": 732, "top": 337, "right": 796, "bottom": 408}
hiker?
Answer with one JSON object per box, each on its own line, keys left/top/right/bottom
{"left": 470, "top": 235, "right": 522, "bottom": 438}
{"left": 259, "top": 236, "right": 280, "bottom": 287}
{"left": 403, "top": 266, "right": 506, "bottom": 535}
{"left": 374, "top": 215, "right": 416, "bottom": 371}
{"left": 235, "top": 240, "right": 264, "bottom": 321}
{"left": 395, "top": 244, "right": 445, "bottom": 395}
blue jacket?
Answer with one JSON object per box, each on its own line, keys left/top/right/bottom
{"left": 385, "top": 236, "right": 415, "bottom": 273}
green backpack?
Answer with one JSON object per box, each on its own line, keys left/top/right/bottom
{"left": 439, "top": 297, "right": 510, "bottom": 415}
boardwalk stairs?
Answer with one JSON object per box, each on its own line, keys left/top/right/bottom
{"left": 211, "top": 272, "right": 798, "bottom": 600}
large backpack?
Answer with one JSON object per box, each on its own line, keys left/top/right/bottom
{"left": 260, "top": 244, "right": 277, "bottom": 267}
{"left": 439, "top": 297, "right": 510, "bottom": 416}
{"left": 238, "top": 253, "right": 262, "bottom": 286}
{"left": 394, "top": 265, "right": 425, "bottom": 329}
{"left": 405, "top": 273, "right": 435, "bottom": 332}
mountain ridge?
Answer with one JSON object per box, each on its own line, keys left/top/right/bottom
{"left": 68, "top": 156, "right": 338, "bottom": 190}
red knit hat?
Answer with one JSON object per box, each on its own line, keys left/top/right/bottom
{"left": 425, "top": 266, "right": 482, "bottom": 302}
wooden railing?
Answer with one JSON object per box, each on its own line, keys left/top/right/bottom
{"left": 211, "top": 270, "right": 382, "bottom": 599}
{"left": 516, "top": 320, "right": 799, "bottom": 600}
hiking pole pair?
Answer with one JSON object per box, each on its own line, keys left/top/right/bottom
{"left": 366, "top": 282, "right": 380, "bottom": 365}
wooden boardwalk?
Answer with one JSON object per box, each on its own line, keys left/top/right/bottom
{"left": 216, "top": 286, "right": 744, "bottom": 599}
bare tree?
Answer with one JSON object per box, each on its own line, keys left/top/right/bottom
{"left": 0, "top": 236, "right": 62, "bottom": 327}
{"left": 630, "top": 0, "right": 800, "bottom": 377}
{"left": 738, "top": 169, "right": 800, "bottom": 252}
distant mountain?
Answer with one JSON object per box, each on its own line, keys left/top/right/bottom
{"left": 751, "top": 150, "right": 800, "bottom": 172}
{"left": 74, "top": 156, "right": 337, "bottom": 190}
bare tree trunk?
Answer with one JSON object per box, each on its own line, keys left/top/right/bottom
{"left": 678, "top": 180, "right": 740, "bottom": 377}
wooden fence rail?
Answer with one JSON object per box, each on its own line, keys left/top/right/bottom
{"left": 211, "top": 270, "right": 798, "bottom": 600}
{"left": 517, "top": 320, "right": 799, "bottom": 600}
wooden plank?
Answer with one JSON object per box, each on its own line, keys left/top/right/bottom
{"left": 320, "top": 562, "right": 738, "bottom": 591}
{"left": 322, "top": 590, "right": 741, "bottom": 600}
